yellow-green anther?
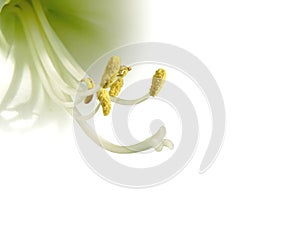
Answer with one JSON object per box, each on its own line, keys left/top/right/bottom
{"left": 100, "top": 56, "right": 121, "bottom": 88}
{"left": 109, "top": 78, "right": 124, "bottom": 97}
{"left": 97, "top": 88, "right": 111, "bottom": 116}
{"left": 82, "top": 77, "right": 95, "bottom": 104}
{"left": 118, "top": 66, "right": 132, "bottom": 77}
{"left": 149, "top": 68, "right": 166, "bottom": 97}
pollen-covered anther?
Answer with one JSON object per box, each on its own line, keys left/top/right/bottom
{"left": 109, "top": 78, "right": 124, "bottom": 97}
{"left": 118, "top": 65, "right": 132, "bottom": 77}
{"left": 100, "top": 56, "right": 121, "bottom": 88}
{"left": 149, "top": 68, "right": 166, "bottom": 97}
{"left": 82, "top": 77, "right": 95, "bottom": 104}
{"left": 97, "top": 88, "right": 111, "bottom": 116}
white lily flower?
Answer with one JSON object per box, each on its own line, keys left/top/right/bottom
{"left": 0, "top": 0, "right": 173, "bottom": 153}
{"left": 0, "top": 0, "right": 146, "bottom": 128}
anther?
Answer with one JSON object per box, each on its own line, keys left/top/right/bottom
{"left": 100, "top": 56, "right": 121, "bottom": 88}
{"left": 109, "top": 78, "right": 124, "bottom": 97}
{"left": 97, "top": 88, "right": 111, "bottom": 116}
{"left": 82, "top": 77, "right": 95, "bottom": 104}
{"left": 149, "top": 68, "right": 166, "bottom": 97}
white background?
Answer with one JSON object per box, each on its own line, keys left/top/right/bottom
{"left": 1, "top": 0, "right": 300, "bottom": 226}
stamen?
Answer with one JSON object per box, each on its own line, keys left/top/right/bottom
{"left": 97, "top": 88, "right": 111, "bottom": 116}
{"left": 73, "top": 102, "right": 101, "bottom": 121}
{"left": 13, "top": 6, "right": 75, "bottom": 108}
{"left": 150, "top": 68, "right": 166, "bottom": 97}
{"left": 110, "top": 94, "right": 150, "bottom": 105}
{"left": 100, "top": 56, "right": 120, "bottom": 88}
{"left": 109, "top": 77, "right": 124, "bottom": 97}
{"left": 117, "top": 65, "right": 131, "bottom": 77}
{"left": 74, "top": 108, "right": 172, "bottom": 154}
{"left": 82, "top": 77, "right": 95, "bottom": 104}
{"left": 0, "top": 54, "right": 24, "bottom": 111}
{"left": 31, "top": 0, "right": 86, "bottom": 81}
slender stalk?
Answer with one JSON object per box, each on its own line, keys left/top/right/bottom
{"left": 73, "top": 102, "right": 101, "bottom": 121}
{"left": 74, "top": 92, "right": 151, "bottom": 120}
{"left": 110, "top": 94, "right": 150, "bottom": 105}
{"left": 31, "top": 0, "right": 86, "bottom": 81}
{"left": 13, "top": 7, "right": 75, "bottom": 108}
{"left": 20, "top": 1, "right": 77, "bottom": 96}
{"left": 0, "top": 52, "right": 24, "bottom": 110}
{"left": 74, "top": 106, "right": 171, "bottom": 154}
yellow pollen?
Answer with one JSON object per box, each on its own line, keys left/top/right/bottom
{"left": 149, "top": 68, "right": 166, "bottom": 97}
{"left": 82, "top": 77, "right": 95, "bottom": 104}
{"left": 109, "top": 78, "right": 124, "bottom": 97}
{"left": 97, "top": 88, "right": 111, "bottom": 116}
{"left": 100, "top": 56, "right": 121, "bottom": 88}
{"left": 118, "top": 66, "right": 132, "bottom": 78}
